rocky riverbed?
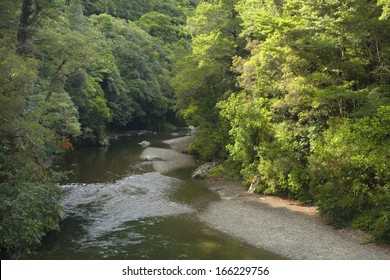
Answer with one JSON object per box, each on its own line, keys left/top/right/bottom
{"left": 145, "top": 136, "right": 390, "bottom": 260}
{"left": 199, "top": 180, "right": 390, "bottom": 259}
{"left": 139, "top": 136, "right": 195, "bottom": 174}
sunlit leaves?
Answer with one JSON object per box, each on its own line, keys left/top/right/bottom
{"left": 221, "top": 0, "right": 390, "bottom": 240}
{"left": 310, "top": 106, "right": 390, "bottom": 237}
{"left": 0, "top": 0, "right": 198, "bottom": 259}
{"left": 378, "top": 0, "right": 390, "bottom": 19}
{"left": 171, "top": 0, "right": 242, "bottom": 160}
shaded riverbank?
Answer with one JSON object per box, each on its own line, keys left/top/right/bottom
{"left": 161, "top": 136, "right": 390, "bottom": 260}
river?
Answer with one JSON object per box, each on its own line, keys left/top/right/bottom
{"left": 31, "top": 133, "right": 282, "bottom": 260}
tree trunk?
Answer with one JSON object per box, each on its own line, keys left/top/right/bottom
{"left": 17, "top": 0, "right": 34, "bottom": 56}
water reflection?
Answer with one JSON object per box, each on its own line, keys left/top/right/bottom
{"left": 32, "top": 134, "right": 282, "bottom": 260}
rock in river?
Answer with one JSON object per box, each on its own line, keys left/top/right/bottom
{"left": 191, "top": 162, "right": 218, "bottom": 179}
{"left": 145, "top": 155, "right": 163, "bottom": 161}
{"left": 138, "top": 140, "right": 150, "bottom": 148}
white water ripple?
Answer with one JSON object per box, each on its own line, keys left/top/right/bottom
{"left": 60, "top": 172, "right": 193, "bottom": 239}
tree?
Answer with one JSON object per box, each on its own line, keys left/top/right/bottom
{"left": 310, "top": 106, "right": 390, "bottom": 241}
{"left": 0, "top": 0, "right": 199, "bottom": 258}
{"left": 0, "top": 44, "right": 63, "bottom": 259}
{"left": 16, "top": 0, "right": 63, "bottom": 56}
{"left": 219, "top": 0, "right": 390, "bottom": 240}
{"left": 172, "top": 0, "right": 243, "bottom": 160}
{"left": 139, "top": 11, "right": 178, "bottom": 43}
{"left": 91, "top": 13, "right": 172, "bottom": 130}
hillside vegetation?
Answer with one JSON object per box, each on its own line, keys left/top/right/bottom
{"left": 1, "top": 0, "right": 389, "bottom": 258}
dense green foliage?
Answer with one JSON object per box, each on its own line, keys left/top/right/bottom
{"left": 0, "top": 0, "right": 195, "bottom": 258}
{"left": 1, "top": 0, "right": 389, "bottom": 258}
{"left": 173, "top": 0, "right": 390, "bottom": 242}
{"left": 172, "top": 0, "right": 243, "bottom": 160}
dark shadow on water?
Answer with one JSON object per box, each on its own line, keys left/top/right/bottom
{"left": 32, "top": 134, "right": 285, "bottom": 260}
{"left": 33, "top": 215, "right": 282, "bottom": 260}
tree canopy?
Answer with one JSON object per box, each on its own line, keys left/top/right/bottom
{"left": 0, "top": 0, "right": 195, "bottom": 258}
{"left": 173, "top": 0, "right": 390, "bottom": 242}
{"left": 1, "top": 0, "right": 389, "bottom": 258}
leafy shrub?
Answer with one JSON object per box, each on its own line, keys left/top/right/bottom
{"left": 310, "top": 106, "right": 390, "bottom": 242}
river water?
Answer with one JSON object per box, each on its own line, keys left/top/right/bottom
{"left": 31, "top": 134, "right": 281, "bottom": 260}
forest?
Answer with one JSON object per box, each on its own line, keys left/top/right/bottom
{"left": 0, "top": 0, "right": 389, "bottom": 259}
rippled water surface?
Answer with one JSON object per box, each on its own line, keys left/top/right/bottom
{"left": 32, "top": 134, "right": 281, "bottom": 259}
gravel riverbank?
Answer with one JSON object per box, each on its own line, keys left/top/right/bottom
{"left": 147, "top": 136, "right": 390, "bottom": 260}
{"left": 139, "top": 136, "right": 194, "bottom": 174}
{"left": 199, "top": 180, "right": 390, "bottom": 259}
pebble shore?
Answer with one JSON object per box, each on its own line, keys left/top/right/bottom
{"left": 146, "top": 136, "right": 390, "bottom": 259}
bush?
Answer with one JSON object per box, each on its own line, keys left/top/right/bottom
{"left": 309, "top": 106, "right": 390, "bottom": 242}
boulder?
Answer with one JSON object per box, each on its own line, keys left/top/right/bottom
{"left": 145, "top": 155, "right": 163, "bottom": 161}
{"left": 188, "top": 125, "right": 197, "bottom": 136}
{"left": 99, "top": 134, "right": 110, "bottom": 146}
{"left": 138, "top": 141, "right": 150, "bottom": 148}
{"left": 191, "top": 162, "right": 218, "bottom": 179}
